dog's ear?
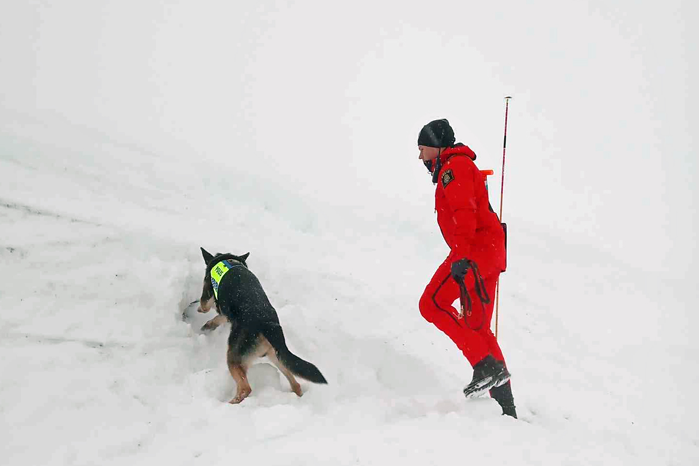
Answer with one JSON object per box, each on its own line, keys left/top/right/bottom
{"left": 201, "top": 247, "right": 214, "bottom": 264}
{"left": 240, "top": 252, "right": 250, "bottom": 262}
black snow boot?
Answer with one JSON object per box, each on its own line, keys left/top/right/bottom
{"left": 490, "top": 380, "right": 517, "bottom": 419}
{"left": 463, "top": 355, "right": 511, "bottom": 399}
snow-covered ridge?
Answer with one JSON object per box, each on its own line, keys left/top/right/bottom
{"left": 1, "top": 0, "right": 696, "bottom": 462}
{"left": 0, "top": 111, "right": 696, "bottom": 465}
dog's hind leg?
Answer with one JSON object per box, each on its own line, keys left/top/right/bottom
{"left": 227, "top": 346, "right": 252, "bottom": 404}
{"left": 227, "top": 362, "right": 252, "bottom": 404}
{"left": 267, "top": 350, "right": 303, "bottom": 397}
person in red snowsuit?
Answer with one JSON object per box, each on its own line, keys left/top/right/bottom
{"left": 417, "top": 119, "right": 516, "bottom": 418}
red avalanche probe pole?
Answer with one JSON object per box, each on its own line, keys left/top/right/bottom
{"left": 495, "top": 96, "right": 511, "bottom": 340}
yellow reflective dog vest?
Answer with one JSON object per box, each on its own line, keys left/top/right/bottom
{"left": 210, "top": 260, "right": 237, "bottom": 299}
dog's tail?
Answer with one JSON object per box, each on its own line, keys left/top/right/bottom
{"left": 261, "top": 323, "right": 328, "bottom": 384}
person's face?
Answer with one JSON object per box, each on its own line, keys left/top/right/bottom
{"left": 418, "top": 145, "right": 440, "bottom": 162}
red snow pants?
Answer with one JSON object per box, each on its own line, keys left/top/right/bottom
{"left": 419, "top": 254, "right": 505, "bottom": 367}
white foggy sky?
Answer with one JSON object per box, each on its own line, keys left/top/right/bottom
{"left": 0, "top": 0, "right": 697, "bottom": 280}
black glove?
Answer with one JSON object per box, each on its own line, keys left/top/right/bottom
{"left": 451, "top": 258, "right": 471, "bottom": 281}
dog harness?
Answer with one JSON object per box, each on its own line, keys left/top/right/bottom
{"left": 210, "top": 260, "right": 243, "bottom": 299}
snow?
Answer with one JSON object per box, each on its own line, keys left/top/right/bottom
{"left": 0, "top": 1, "right": 697, "bottom": 465}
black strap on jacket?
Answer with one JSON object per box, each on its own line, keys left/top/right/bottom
{"left": 455, "top": 260, "right": 491, "bottom": 331}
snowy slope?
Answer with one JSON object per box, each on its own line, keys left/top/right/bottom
{"left": 1, "top": 0, "right": 697, "bottom": 465}
{"left": 0, "top": 112, "right": 696, "bottom": 466}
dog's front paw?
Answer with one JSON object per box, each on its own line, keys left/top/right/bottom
{"left": 201, "top": 315, "right": 227, "bottom": 332}
{"left": 201, "top": 321, "right": 218, "bottom": 332}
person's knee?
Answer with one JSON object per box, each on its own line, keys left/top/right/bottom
{"left": 418, "top": 291, "right": 435, "bottom": 322}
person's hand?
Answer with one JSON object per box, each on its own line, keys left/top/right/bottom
{"left": 451, "top": 258, "right": 470, "bottom": 281}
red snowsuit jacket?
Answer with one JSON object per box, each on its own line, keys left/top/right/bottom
{"left": 434, "top": 144, "right": 506, "bottom": 278}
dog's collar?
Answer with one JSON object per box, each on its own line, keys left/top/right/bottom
{"left": 210, "top": 259, "right": 243, "bottom": 299}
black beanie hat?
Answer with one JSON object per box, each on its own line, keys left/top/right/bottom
{"left": 417, "top": 119, "right": 456, "bottom": 148}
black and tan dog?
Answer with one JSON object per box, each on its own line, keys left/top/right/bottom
{"left": 197, "top": 247, "right": 327, "bottom": 404}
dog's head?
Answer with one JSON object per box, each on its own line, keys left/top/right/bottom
{"left": 198, "top": 247, "right": 250, "bottom": 313}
